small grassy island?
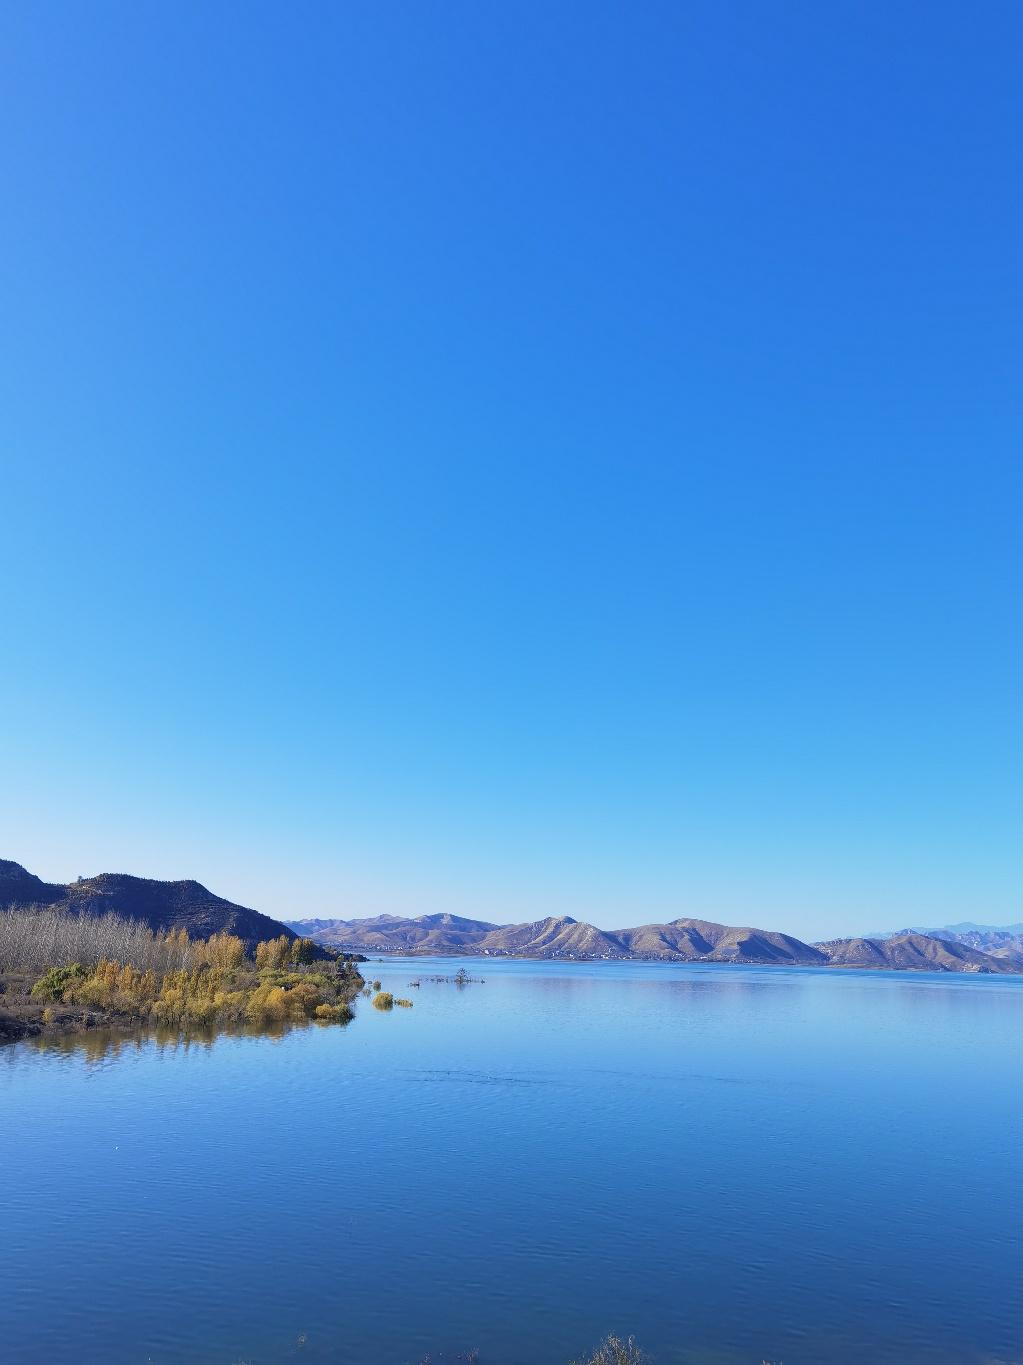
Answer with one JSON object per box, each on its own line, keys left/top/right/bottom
{"left": 0, "top": 907, "right": 364, "bottom": 1043}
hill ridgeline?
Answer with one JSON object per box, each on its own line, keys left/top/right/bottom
{"left": 0, "top": 859, "right": 298, "bottom": 949}
{"left": 5, "top": 858, "right": 1016, "bottom": 975}
{"left": 285, "top": 910, "right": 1022, "bottom": 974}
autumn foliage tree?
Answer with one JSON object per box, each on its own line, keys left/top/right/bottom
{"left": 8, "top": 910, "right": 361, "bottom": 1035}
{"left": 255, "top": 935, "right": 293, "bottom": 970}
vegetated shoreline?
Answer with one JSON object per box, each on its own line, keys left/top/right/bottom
{"left": 0, "top": 907, "right": 365, "bottom": 1046}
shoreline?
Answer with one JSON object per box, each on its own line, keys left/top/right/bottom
{"left": 348, "top": 950, "right": 1022, "bottom": 976}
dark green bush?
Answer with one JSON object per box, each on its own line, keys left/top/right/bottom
{"left": 31, "top": 963, "right": 87, "bottom": 1002}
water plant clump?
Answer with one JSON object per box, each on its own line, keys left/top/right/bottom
{"left": 571, "top": 1336, "right": 648, "bottom": 1365}
{"left": 372, "top": 991, "right": 394, "bottom": 1010}
{"left": 314, "top": 1002, "right": 355, "bottom": 1023}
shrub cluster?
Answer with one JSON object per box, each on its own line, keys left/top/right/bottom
{"left": 4, "top": 910, "right": 361, "bottom": 1034}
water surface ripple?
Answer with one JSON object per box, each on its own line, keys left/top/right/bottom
{"left": 3, "top": 958, "right": 1022, "bottom": 1364}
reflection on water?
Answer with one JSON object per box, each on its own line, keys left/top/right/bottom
{"left": 14, "top": 1011, "right": 354, "bottom": 1065}
{"left": 3, "top": 958, "right": 1023, "bottom": 1365}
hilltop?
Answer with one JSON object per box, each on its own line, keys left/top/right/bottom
{"left": 286, "top": 910, "right": 1021, "bottom": 974}
{"left": 0, "top": 859, "right": 300, "bottom": 950}
{"left": 612, "top": 918, "right": 826, "bottom": 964}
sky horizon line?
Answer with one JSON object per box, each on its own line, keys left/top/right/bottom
{"left": 8, "top": 850, "right": 1019, "bottom": 944}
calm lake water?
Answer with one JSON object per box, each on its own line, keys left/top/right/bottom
{"left": 3, "top": 958, "right": 1023, "bottom": 1364}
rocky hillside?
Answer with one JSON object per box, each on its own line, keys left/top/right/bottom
{"left": 817, "top": 932, "right": 1020, "bottom": 973}
{"left": 287, "top": 912, "right": 623, "bottom": 958}
{"left": 613, "top": 918, "right": 827, "bottom": 964}
{"left": 286, "top": 909, "right": 1021, "bottom": 973}
{"left": 1, "top": 859, "right": 299, "bottom": 949}
{"left": 481, "top": 916, "right": 625, "bottom": 957}
{"left": 874, "top": 921, "right": 1023, "bottom": 967}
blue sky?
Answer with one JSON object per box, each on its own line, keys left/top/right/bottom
{"left": 2, "top": 2, "right": 1020, "bottom": 939}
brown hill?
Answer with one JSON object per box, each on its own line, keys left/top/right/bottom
{"left": 296, "top": 912, "right": 500, "bottom": 952}
{"left": 613, "top": 918, "right": 827, "bottom": 964}
{"left": 287, "top": 908, "right": 1020, "bottom": 974}
{"left": 899, "top": 926, "right": 1023, "bottom": 966}
{"left": 817, "top": 933, "right": 1017, "bottom": 973}
{"left": 477, "top": 916, "right": 625, "bottom": 957}
{"left": 288, "top": 911, "right": 826, "bottom": 965}
{"left": 1, "top": 860, "right": 300, "bottom": 950}
{"left": 987, "top": 944, "right": 1023, "bottom": 968}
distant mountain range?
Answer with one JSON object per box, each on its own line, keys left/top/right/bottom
{"left": 0, "top": 859, "right": 298, "bottom": 949}
{"left": 286, "top": 911, "right": 1023, "bottom": 974}
{"left": 868, "top": 922, "right": 1023, "bottom": 967}
{"left": 6, "top": 855, "right": 1018, "bottom": 975}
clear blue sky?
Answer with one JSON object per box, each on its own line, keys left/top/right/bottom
{"left": 2, "top": 2, "right": 1020, "bottom": 939}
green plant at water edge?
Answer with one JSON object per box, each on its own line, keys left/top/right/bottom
{"left": 371, "top": 980, "right": 382, "bottom": 991}
{"left": 395, "top": 997, "right": 414, "bottom": 1007}
{"left": 30, "top": 963, "right": 87, "bottom": 1001}
{"left": 372, "top": 991, "right": 394, "bottom": 1010}
{"left": 314, "top": 1002, "right": 354, "bottom": 1023}
{"left": 571, "top": 1335, "right": 648, "bottom": 1365}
